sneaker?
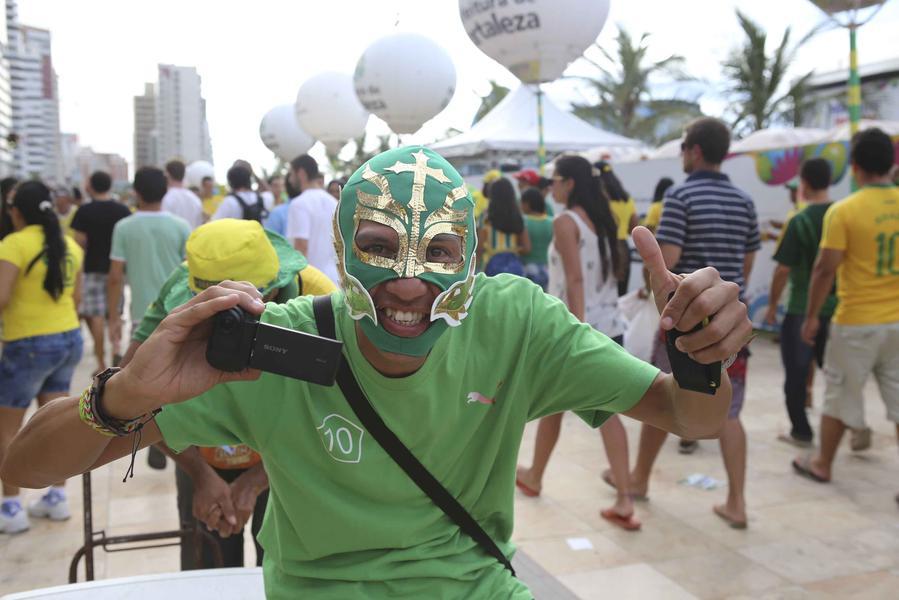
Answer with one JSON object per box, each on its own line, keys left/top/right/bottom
{"left": 1, "top": 500, "right": 30, "bottom": 534}
{"left": 678, "top": 440, "right": 699, "bottom": 455}
{"left": 850, "top": 427, "right": 872, "bottom": 452}
{"left": 28, "top": 489, "right": 71, "bottom": 521}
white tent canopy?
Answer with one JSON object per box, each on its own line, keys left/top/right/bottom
{"left": 730, "top": 127, "right": 828, "bottom": 154}
{"left": 430, "top": 85, "right": 643, "bottom": 158}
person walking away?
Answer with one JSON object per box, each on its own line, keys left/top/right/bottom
{"left": 211, "top": 166, "right": 272, "bottom": 223}
{"left": 520, "top": 188, "right": 552, "bottom": 290}
{"left": 763, "top": 159, "right": 837, "bottom": 448}
{"left": 623, "top": 118, "right": 760, "bottom": 529}
{"left": 476, "top": 178, "right": 530, "bottom": 276}
{"left": 70, "top": 171, "right": 132, "bottom": 372}
{"left": 0, "top": 182, "right": 83, "bottom": 533}
{"left": 515, "top": 169, "right": 553, "bottom": 217}
{"left": 286, "top": 154, "right": 339, "bottom": 284}
{"left": 643, "top": 178, "right": 674, "bottom": 233}
{"left": 107, "top": 167, "right": 190, "bottom": 470}
{"left": 793, "top": 128, "right": 899, "bottom": 491}
{"left": 123, "top": 219, "right": 334, "bottom": 568}
{"left": 516, "top": 155, "right": 639, "bottom": 530}
{"left": 596, "top": 161, "right": 638, "bottom": 295}
{"left": 161, "top": 160, "right": 204, "bottom": 230}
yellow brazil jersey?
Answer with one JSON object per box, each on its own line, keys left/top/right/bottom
{"left": 202, "top": 194, "right": 225, "bottom": 218}
{"left": 0, "top": 225, "right": 83, "bottom": 341}
{"left": 642, "top": 202, "right": 663, "bottom": 230}
{"left": 820, "top": 184, "right": 899, "bottom": 325}
{"left": 610, "top": 197, "right": 636, "bottom": 240}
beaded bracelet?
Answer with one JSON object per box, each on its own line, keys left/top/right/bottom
{"left": 78, "top": 367, "right": 159, "bottom": 437}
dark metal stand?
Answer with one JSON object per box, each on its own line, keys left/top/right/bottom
{"left": 69, "top": 471, "right": 223, "bottom": 583}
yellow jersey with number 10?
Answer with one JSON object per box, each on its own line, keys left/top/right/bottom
{"left": 820, "top": 184, "right": 899, "bottom": 325}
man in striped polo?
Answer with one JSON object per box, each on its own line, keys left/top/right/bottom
{"left": 614, "top": 117, "right": 760, "bottom": 529}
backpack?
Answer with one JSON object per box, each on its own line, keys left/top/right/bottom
{"left": 230, "top": 192, "right": 269, "bottom": 223}
{"left": 484, "top": 252, "right": 524, "bottom": 277}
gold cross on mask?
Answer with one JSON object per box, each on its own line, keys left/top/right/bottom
{"left": 385, "top": 150, "right": 452, "bottom": 275}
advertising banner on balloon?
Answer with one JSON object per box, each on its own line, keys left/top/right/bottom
{"left": 459, "top": 0, "right": 610, "bottom": 83}
{"left": 354, "top": 33, "right": 456, "bottom": 134}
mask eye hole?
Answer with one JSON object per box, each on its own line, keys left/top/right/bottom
{"left": 355, "top": 220, "right": 399, "bottom": 260}
{"left": 426, "top": 234, "right": 463, "bottom": 264}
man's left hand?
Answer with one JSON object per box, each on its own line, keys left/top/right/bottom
{"left": 228, "top": 471, "right": 265, "bottom": 532}
{"left": 634, "top": 226, "right": 753, "bottom": 364}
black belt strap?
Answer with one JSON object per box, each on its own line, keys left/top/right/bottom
{"left": 312, "top": 295, "right": 515, "bottom": 576}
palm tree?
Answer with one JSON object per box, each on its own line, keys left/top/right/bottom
{"left": 571, "top": 27, "right": 700, "bottom": 145}
{"left": 722, "top": 11, "right": 818, "bottom": 135}
{"left": 472, "top": 81, "right": 510, "bottom": 125}
{"left": 326, "top": 132, "right": 393, "bottom": 178}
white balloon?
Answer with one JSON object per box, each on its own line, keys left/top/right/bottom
{"left": 354, "top": 33, "right": 456, "bottom": 134}
{"left": 296, "top": 72, "right": 369, "bottom": 154}
{"left": 459, "top": 0, "right": 610, "bottom": 83}
{"left": 184, "top": 160, "right": 215, "bottom": 188}
{"left": 259, "top": 105, "right": 316, "bottom": 162}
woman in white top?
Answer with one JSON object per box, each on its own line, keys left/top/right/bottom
{"left": 516, "top": 155, "right": 641, "bottom": 531}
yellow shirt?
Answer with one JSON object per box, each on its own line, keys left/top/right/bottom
{"left": 610, "top": 198, "right": 636, "bottom": 240}
{"left": 57, "top": 209, "right": 76, "bottom": 239}
{"left": 202, "top": 194, "right": 225, "bottom": 218}
{"left": 642, "top": 202, "right": 663, "bottom": 229}
{"left": 820, "top": 185, "right": 899, "bottom": 325}
{"left": 0, "top": 225, "right": 83, "bottom": 341}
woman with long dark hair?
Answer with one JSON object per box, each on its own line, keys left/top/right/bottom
{"left": 476, "top": 177, "right": 530, "bottom": 276}
{"left": 517, "top": 155, "right": 642, "bottom": 531}
{"left": 643, "top": 177, "right": 674, "bottom": 233}
{"left": 596, "top": 161, "right": 638, "bottom": 295}
{"left": 0, "top": 181, "right": 84, "bottom": 534}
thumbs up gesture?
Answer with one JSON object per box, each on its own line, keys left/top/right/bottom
{"left": 632, "top": 226, "right": 752, "bottom": 364}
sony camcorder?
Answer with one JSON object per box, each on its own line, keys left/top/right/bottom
{"left": 206, "top": 307, "right": 343, "bottom": 386}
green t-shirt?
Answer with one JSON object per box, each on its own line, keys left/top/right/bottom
{"left": 522, "top": 214, "right": 553, "bottom": 266}
{"left": 109, "top": 212, "right": 190, "bottom": 324}
{"left": 772, "top": 202, "right": 837, "bottom": 317}
{"left": 155, "top": 274, "right": 659, "bottom": 599}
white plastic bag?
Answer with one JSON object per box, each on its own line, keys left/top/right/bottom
{"left": 619, "top": 289, "right": 659, "bottom": 362}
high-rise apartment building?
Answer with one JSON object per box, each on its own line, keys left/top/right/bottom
{"left": 5, "top": 0, "right": 62, "bottom": 181}
{"left": 0, "top": 5, "right": 13, "bottom": 178}
{"left": 154, "top": 64, "right": 212, "bottom": 165}
{"left": 133, "top": 82, "right": 156, "bottom": 168}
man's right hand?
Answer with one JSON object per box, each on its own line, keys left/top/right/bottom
{"left": 104, "top": 282, "right": 266, "bottom": 420}
{"left": 763, "top": 304, "right": 778, "bottom": 327}
{"left": 192, "top": 468, "right": 239, "bottom": 537}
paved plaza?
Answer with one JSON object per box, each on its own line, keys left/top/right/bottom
{"left": 1, "top": 329, "right": 897, "bottom": 598}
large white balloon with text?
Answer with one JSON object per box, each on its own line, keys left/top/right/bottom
{"left": 354, "top": 33, "right": 457, "bottom": 134}
{"left": 459, "top": 0, "right": 610, "bottom": 83}
{"left": 259, "top": 105, "right": 316, "bottom": 162}
{"left": 296, "top": 72, "right": 370, "bottom": 154}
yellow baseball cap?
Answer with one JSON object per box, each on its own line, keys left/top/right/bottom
{"left": 186, "top": 219, "right": 306, "bottom": 294}
{"left": 483, "top": 169, "right": 502, "bottom": 184}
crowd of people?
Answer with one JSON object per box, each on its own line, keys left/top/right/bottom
{"left": 0, "top": 117, "right": 894, "bottom": 597}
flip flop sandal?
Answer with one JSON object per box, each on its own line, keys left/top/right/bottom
{"left": 601, "top": 470, "right": 649, "bottom": 502}
{"left": 791, "top": 458, "right": 830, "bottom": 483}
{"left": 713, "top": 505, "right": 747, "bottom": 530}
{"left": 515, "top": 477, "right": 540, "bottom": 498}
{"left": 600, "top": 508, "right": 642, "bottom": 531}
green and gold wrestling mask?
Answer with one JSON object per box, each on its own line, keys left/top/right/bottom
{"left": 334, "top": 146, "right": 477, "bottom": 357}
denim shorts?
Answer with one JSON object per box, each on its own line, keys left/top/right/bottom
{"left": 0, "top": 328, "right": 83, "bottom": 409}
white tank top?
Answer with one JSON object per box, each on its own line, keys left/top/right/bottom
{"left": 548, "top": 209, "right": 624, "bottom": 338}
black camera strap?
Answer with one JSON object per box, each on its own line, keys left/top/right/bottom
{"left": 311, "top": 295, "right": 515, "bottom": 576}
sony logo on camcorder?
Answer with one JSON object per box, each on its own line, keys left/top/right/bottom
{"left": 263, "top": 344, "right": 288, "bottom": 355}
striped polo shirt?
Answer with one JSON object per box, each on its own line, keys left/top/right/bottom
{"left": 656, "top": 170, "right": 760, "bottom": 293}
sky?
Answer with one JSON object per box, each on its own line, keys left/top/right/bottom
{"left": 17, "top": 0, "right": 899, "bottom": 180}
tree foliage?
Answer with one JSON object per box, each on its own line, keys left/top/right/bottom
{"left": 722, "top": 10, "right": 817, "bottom": 134}
{"left": 472, "top": 80, "right": 510, "bottom": 126}
{"left": 571, "top": 27, "right": 701, "bottom": 145}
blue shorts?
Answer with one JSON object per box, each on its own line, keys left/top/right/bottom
{"left": 0, "top": 329, "right": 83, "bottom": 409}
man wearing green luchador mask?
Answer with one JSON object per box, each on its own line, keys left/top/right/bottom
{"left": 5, "top": 147, "right": 753, "bottom": 599}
